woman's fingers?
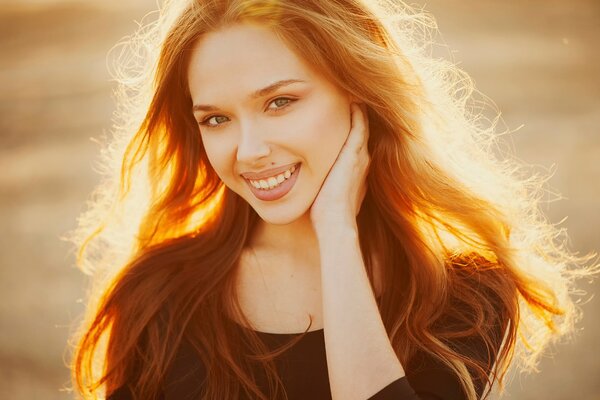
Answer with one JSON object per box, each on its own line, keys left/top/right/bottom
{"left": 350, "top": 102, "right": 369, "bottom": 154}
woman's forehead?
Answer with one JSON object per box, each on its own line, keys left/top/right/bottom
{"left": 187, "top": 23, "right": 315, "bottom": 101}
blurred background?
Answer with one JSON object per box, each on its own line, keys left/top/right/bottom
{"left": 1, "top": 0, "right": 598, "bottom": 399}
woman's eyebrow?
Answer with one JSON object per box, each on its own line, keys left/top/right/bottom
{"left": 192, "top": 78, "right": 306, "bottom": 112}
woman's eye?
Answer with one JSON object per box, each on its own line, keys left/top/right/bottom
{"left": 199, "top": 115, "right": 229, "bottom": 128}
{"left": 267, "top": 97, "right": 295, "bottom": 110}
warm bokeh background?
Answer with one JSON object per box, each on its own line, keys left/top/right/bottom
{"left": 1, "top": 0, "right": 598, "bottom": 399}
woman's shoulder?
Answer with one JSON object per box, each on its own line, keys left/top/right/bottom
{"left": 107, "top": 339, "right": 207, "bottom": 400}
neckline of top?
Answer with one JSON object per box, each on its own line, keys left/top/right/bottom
{"left": 233, "top": 296, "right": 381, "bottom": 336}
{"left": 253, "top": 327, "right": 324, "bottom": 336}
{"left": 229, "top": 315, "right": 326, "bottom": 336}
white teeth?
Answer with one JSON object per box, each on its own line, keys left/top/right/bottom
{"left": 267, "top": 177, "right": 278, "bottom": 188}
{"left": 248, "top": 164, "right": 298, "bottom": 190}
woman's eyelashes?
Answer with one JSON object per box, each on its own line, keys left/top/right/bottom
{"left": 198, "top": 97, "right": 298, "bottom": 129}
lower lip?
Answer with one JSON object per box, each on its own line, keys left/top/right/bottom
{"left": 245, "top": 163, "right": 301, "bottom": 201}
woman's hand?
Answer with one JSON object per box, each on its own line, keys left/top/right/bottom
{"left": 313, "top": 104, "right": 405, "bottom": 398}
{"left": 310, "top": 102, "right": 370, "bottom": 232}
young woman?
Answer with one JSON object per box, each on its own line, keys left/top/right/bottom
{"left": 68, "top": 0, "right": 598, "bottom": 399}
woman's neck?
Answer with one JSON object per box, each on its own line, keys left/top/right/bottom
{"left": 247, "top": 211, "right": 321, "bottom": 268}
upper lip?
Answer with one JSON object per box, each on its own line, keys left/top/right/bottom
{"left": 241, "top": 163, "right": 299, "bottom": 180}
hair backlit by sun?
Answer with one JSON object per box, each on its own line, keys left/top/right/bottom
{"left": 66, "top": 1, "right": 599, "bottom": 399}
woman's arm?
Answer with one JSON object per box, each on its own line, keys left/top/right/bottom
{"left": 309, "top": 100, "right": 406, "bottom": 398}
{"left": 317, "top": 223, "right": 407, "bottom": 400}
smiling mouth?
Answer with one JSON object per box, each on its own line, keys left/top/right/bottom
{"left": 244, "top": 163, "right": 301, "bottom": 201}
{"left": 244, "top": 163, "right": 299, "bottom": 190}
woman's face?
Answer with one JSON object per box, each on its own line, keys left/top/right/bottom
{"left": 187, "top": 23, "right": 353, "bottom": 224}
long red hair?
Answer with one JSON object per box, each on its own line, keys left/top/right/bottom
{"left": 67, "top": 1, "right": 599, "bottom": 399}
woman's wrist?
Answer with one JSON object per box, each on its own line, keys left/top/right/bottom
{"left": 313, "top": 215, "right": 358, "bottom": 243}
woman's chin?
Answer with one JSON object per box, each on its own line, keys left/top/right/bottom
{"left": 253, "top": 206, "right": 307, "bottom": 225}
{"left": 246, "top": 194, "right": 313, "bottom": 225}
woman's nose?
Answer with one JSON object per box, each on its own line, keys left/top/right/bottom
{"left": 236, "top": 123, "right": 271, "bottom": 164}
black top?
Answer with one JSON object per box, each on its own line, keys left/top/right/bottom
{"left": 108, "top": 319, "right": 504, "bottom": 400}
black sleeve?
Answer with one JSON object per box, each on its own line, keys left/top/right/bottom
{"left": 367, "top": 324, "right": 504, "bottom": 400}
{"left": 368, "top": 376, "right": 422, "bottom": 399}
{"left": 368, "top": 287, "right": 508, "bottom": 400}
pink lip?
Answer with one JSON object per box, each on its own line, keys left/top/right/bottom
{"left": 241, "top": 163, "right": 299, "bottom": 180}
{"left": 244, "top": 163, "right": 301, "bottom": 201}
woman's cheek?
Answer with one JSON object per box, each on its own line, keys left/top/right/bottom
{"left": 201, "top": 137, "right": 232, "bottom": 180}
{"left": 284, "top": 108, "right": 349, "bottom": 180}
{"left": 288, "top": 100, "right": 342, "bottom": 142}
{"left": 311, "top": 104, "right": 351, "bottom": 155}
